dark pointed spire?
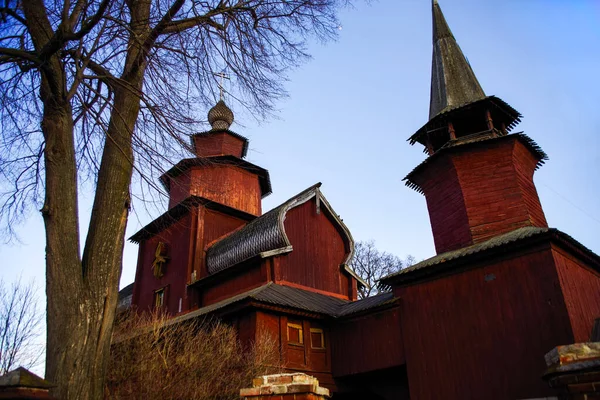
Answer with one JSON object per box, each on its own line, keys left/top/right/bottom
{"left": 429, "top": 0, "right": 486, "bottom": 120}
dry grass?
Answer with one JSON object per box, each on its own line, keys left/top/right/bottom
{"left": 105, "top": 311, "right": 281, "bottom": 399}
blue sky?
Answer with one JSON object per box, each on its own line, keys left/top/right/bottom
{"left": 1, "top": 0, "right": 599, "bottom": 301}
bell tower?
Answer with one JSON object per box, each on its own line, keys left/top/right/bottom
{"left": 406, "top": 0, "right": 548, "bottom": 254}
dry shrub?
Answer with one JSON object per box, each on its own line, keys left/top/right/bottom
{"left": 105, "top": 311, "right": 281, "bottom": 399}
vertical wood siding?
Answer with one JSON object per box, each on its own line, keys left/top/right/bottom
{"left": 201, "top": 260, "right": 267, "bottom": 306}
{"left": 195, "top": 209, "right": 247, "bottom": 278}
{"left": 330, "top": 307, "right": 405, "bottom": 377}
{"left": 132, "top": 213, "right": 193, "bottom": 314}
{"left": 168, "top": 165, "right": 262, "bottom": 215}
{"left": 553, "top": 245, "right": 600, "bottom": 342}
{"left": 193, "top": 132, "right": 245, "bottom": 158}
{"left": 396, "top": 248, "right": 573, "bottom": 400}
{"left": 279, "top": 200, "right": 351, "bottom": 298}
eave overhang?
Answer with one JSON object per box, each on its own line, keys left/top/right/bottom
{"left": 404, "top": 132, "right": 548, "bottom": 194}
{"left": 128, "top": 195, "right": 256, "bottom": 243}
{"left": 410, "top": 96, "right": 522, "bottom": 148}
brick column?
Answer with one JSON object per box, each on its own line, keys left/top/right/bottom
{"left": 240, "top": 373, "right": 330, "bottom": 400}
{"left": 543, "top": 342, "right": 600, "bottom": 399}
{"left": 0, "top": 367, "right": 55, "bottom": 399}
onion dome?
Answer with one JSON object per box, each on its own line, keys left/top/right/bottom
{"left": 208, "top": 100, "right": 234, "bottom": 130}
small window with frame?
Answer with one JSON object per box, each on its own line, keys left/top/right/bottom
{"left": 310, "top": 328, "right": 325, "bottom": 350}
{"left": 287, "top": 322, "right": 304, "bottom": 346}
{"left": 154, "top": 288, "right": 165, "bottom": 309}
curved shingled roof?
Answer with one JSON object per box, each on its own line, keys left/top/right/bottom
{"left": 206, "top": 183, "right": 356, "bottom": 277}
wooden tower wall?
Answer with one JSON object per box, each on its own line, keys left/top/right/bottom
{"left": 412, "top": 137, "right": 548, "bottom": 254}
{"left": 168, "top": 165, "right": 262, "bottom": 214}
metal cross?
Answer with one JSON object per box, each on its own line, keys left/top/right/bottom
{"left": 214, "top": 71, "right": 230, "bottom": 101}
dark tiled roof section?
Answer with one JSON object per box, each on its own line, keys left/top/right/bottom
{"left": 410, "top": 96, "right": 522, "bottom": 146}
{"left": 404, "top": 132, "right": 547, "bottom": 194}
{"left": 336, "top": 291, "right": 396, "bottom": 317}
{"left": 160, "top": 155, "right": 272, "bottom": 198}
{"left": 168, "top": 283, "right": 349, "bottom": 326}
{"left": 190, "top": 128, "right": 249, "bottom": 158}
{"left": 252, "top": 283, "right": 349, "bottom": 315}
{"left": 128, "top": 196, "right": 256, "bottom": 243}
{"left": 379, "top": 227, "right": 600, "bottom": 288}
{"left": 118, "top": 283, "right": 134, "bottom": 301}
{"left": 206, "top": 183, "right": 322, "bottom": 274}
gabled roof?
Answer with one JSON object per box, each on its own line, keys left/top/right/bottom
{"left": 168, "top": 283, "right": 397, "bottom": 325}
{"left": 379, "top": 226, "right": 600, "bottom": 288}
{"left": 205, "top": 183, "right": 357, "bottom": 278}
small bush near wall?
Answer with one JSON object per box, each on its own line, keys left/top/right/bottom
{"left": 105, "top": 311, "right": 280, "bottom": 399}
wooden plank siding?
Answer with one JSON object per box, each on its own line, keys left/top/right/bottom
{"left": 553, "top": 244, "right": 600, "bottom": 342}
{"left": 255, "top": 311, "right": 336, "bottom": 390}
{"left": 415, "top": 155, "right": 472, "bottom": 254}
{"left": 330, "top": 307, "right": 405, "bottom": 377}
{"left": 193, "top": 132, "right": 245, "bottom": 158}
{"left": 132, "top": 213, "right": 193, "bottom": 315}
{"left": 200, "top": 260, "right": 268, "bottom": 306}
{"left": 395, "top": 247, "right": 573, "bottom": 400}
{"left": 414, "top": 137, "right": 547, "bottom": 254}
{"left": 168, "top": 165, "right": 262, "bottom": 215}
{"left": 195, "top": 208, "right": 247, "bottom": 279}
{"left": 279, "top": 200, "right": 353, "bottom": 299}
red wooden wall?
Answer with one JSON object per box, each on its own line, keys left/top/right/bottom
{"left": 395, "top": 247, "right": 573, "bottom": 400}
{"left": 553, "top": 245, "right": 600, "bottom": 342}
{"left": 132, "top": 213, "right": 193, "bottom": 314}
{"left": 255, "top": 311, "right": 335, "bottom": 390}
{"left": 415, "top": 155, "right": 472, "bottom": 254}
{"left": 414, "top": 137, "right": 547, "bottom": 254}
{"left": 200, "top": 261, "right": 267, "bottom": 306}
{"left": 193, "top": 208, "right": 248, "bottom": 279}
{"left": 279, "top": 200, "right": 353, "bottom": 299}
{"left": 330, "top": 307, "right": 405, "bottom": 377}
{"left": 168, "top": 165, "right": 262, "bottom": 215}
{"left": 193, "top": 132, "right": 245, "bottom": 158}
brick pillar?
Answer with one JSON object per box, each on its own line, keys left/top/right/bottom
{"left": 240, "top": 373, "right": 330, "bottom": 400}
{"left": 0, "top": 367, "right": 55, "bottom": 399}
{"left": 543, "top": 342, "right": 600, "bottom": 399}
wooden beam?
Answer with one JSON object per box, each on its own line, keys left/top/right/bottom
{"left": 448, "top": 121, "right": 457, "bottom": 140}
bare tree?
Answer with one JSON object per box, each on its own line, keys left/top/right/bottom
{"left": 0, "top": 278, "right": 43, "bottom": 375}
{"left": 106, "top": 311, "right": 281, "bottom": 399}
{"left": 0, "top": 0, "right": 352, "bottom": 398}
{"left": 351, "top": 240, "right": 414, "bottom": 299}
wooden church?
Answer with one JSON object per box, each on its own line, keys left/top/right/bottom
{"left": 120, "top": 1, "right": 600, "bottom": 398}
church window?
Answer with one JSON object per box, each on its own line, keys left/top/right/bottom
{"left": 154, "top": 288, "right": 165, "bottom": 308}
{"left": 287, "top": 322, "right": 303, "bottom": 346}
{"left": 310, "top": 328, "right": 325, "bottom": 350}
